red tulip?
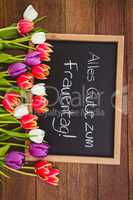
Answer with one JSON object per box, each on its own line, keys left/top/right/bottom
{"left": 32, "top": 64, "right": 50, "bottom": 80}
{"left": 32, "top": 95, "right": 49, "bottom": 113}
{"left": 2, "top": 92, "right": 21, "bottom": 113}
{"left": 36, "top": 43, "right": 53, "bottom": 61}
{"left": 16, "top": 73, "right": 33, "bottom": 89}
{"left": 17, "top": 19, "right": 34, "bottom": 36}
{"left": 35, "top": 161, "right": 60, "bottom": 186}
{"left": 20, "top": 114, "right": 38, "bottom": 130}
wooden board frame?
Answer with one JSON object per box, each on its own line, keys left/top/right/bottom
{"left": 28, "top": 33, "right": 124, "bottom": 165}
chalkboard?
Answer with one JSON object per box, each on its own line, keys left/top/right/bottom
{"left": 38, "top": 34, "right": 124, "bottom": 165}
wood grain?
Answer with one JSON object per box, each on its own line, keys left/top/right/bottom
{"left": 96, "top": 0, "right": 128, "bottom": 200}
{"left": 0, "top": 0, "right": 131, "bottom": 200}
{"left": 65, "top": 1, "right": 97, "bottom": 200}
{"left": 2, "top": 173, "right": 36, "bottom": 200}
{"left": 36, "top": 1, "right": 68, "bottom": 200}
{"left": 125, "top": 1, "right": 133, "bottom": 200}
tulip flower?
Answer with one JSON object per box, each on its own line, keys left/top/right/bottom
{"left": 5, "top": 151, "right": 25, "bottom": 170}
{"left": 29, "top": 143, "right": 49, "bottom": 158}
{"left": 17, "top": 19, "right": 34, "bottom": 36}
{"left": 23, "top": 5, "right": 38, "bottom": 21}
{"left": 35, "top": 161, "right": 60, "bottom": 186}
{"left": 31, "top": 83, "right": 47, "bottom": 96}
{"left": 25, "top": 51, "right": 41, "bottom": 66}
{"left": 16, "top": 73, "right": 33, "bottom": 89}
{"left": 32, "top": 95, "right": 49, "bottom": 114}
{"left": 29, "top": 128, "right": 45, "bottom": 143}
{"left": 31, "top": 32, "right": 46, "bottom": 44}
{"left": 36, "top": 43, "right": 53, "bottom": 61}
{"left": 20, "top": 114, "right": 38, "bottom": 129}
{"left": 8, "top": 63, "right": 27, "bottom": 77}
{"left": 2, "top": 92, "right": 21, "bottom": 113}
{"left": 32, "top": 64, "right": 50, "bottom": 80}
{"left": 13, "top": 104, "right": 29, "bottom": 119}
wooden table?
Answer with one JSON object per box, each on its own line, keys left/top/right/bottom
{"left": 0, "top": 1, "right": 132, "bottom": 200}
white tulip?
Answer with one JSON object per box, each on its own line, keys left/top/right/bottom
{"left": 31, "top": 83, "right": 47, "bottom": 96}
{"left": 23, "top": 5, "right": 38, "bottom": 21}
{"left": 31, "top": 32, "right": 46, "bottom": 44}
{"left": 13, "top": 104, "right": 29, "bottom": 119}
{"left": 29, "top": 128, "right": 45, "bottom": 143}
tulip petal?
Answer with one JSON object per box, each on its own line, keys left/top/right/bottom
{"left": 31, "top": 32, "right": 46, "bottom": 44}
{"left": 47, "top": 176, "right": 59, "bottom": 186}
{"left": 48, "top": 169, "right": 60, "bottom": 177}
{"left": 23, "top": 5, "right": 38, "bottom": 21}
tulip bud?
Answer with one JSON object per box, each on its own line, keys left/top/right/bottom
{"left": 29, "top": 143, "right": 49, "bottom": 158}
{"left": 29, "top": 128, "right": 45, "bottom": 143}
{"left": 35, "top": 160, "right": 60, "bottom": 186}
{"left": 23, "top": 5, "right": 38, "bottom": 21}
{"left": 2, "top": 92, "right": 21, "bottom": 113}
{"left": 8, "top": 63, "right": 27, "bottom": 77}
{"left": 31, "top": 32, "right": 46, "bottom": 44}
{"left": 16, "top": 73, "right": 33, "bottom": 89}
{"left": 13, "top": 104, "right": 29, "bottom": 119}
{"left": 31, "top": 83, "right": 47, "bottom": 96}
{"left": 17, "top": 19, "right": 34, "bottom": 36}
{"left": 5, "top": 151, "right": 25, "bottom": 169}
{"left": 32, "top": 95, "right": 49, "bottom": 114}
{"left": 36, "top": 43, "right": 53, "bottom": 61}
{"left": 32, "top": 64, "right": 50, "bottom": 80}
{"left": 20, "top": 114, "right": 38, "bottom": 130}
{"left": 25, "top": 51, "right": 41, "bottom": 66}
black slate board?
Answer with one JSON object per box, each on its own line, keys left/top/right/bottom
{"left": 38, "top": 40, "right": 117, "bottom": 158}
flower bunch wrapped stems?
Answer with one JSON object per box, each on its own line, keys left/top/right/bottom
{"left": 0, "top": 5, "right": 59, "bottom": 186}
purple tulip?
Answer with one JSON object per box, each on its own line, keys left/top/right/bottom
{"left": 29, "top": 143, "right": 49, "bottom": 158}
{"left": 5, "top": 151, "right": 25, "bottom": 170}
{"left": 25, "top": 51, "right": 41, "bottom": 66}
{"left": 8, "top": 62, "right": 27, "bottom": 77}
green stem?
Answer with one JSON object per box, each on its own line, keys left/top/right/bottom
{"left": 12, "top": 36, "right": 30, "bottom": 43}
{"left": 0, "top": 39, "right": 35, "bottom": 50}
{"left": 0, "top": 121, "right": 19, "bottom": 124}
{"left": 0, "top": 114, "right": 11, "bottom": 117}
{"left": 22, "top": 166, "right": 35, "bottom": 170}
{"left": 9, "top": 80, "right": 16, "bottom": 83}
{"left": 0, "top": 96, "right": 3, "bottom": 99}
{"left": 3, "top": 165, "right": 37, "bottom": 177}
{"left": 0, "top": 26, "right": 17, "bottom": 32}
{"left": 0, "top": 142, "right": 27, "bottom": 148}
{"left": 9, "top": 41, "right": 35, "bottom": 50}
{"left": 34, "top": 16, "right": 47, "bottom": 24}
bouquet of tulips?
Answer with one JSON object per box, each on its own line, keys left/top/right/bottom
{"left": 0, "top": 5, "right": 60, "bottom": 186}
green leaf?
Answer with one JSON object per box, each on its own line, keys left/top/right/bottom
{"left": 33, "top": 27, "right": 48, "bottom": 33}
{"left": 0, "top": 26, "right": 18, "bottom": 39}
{"left": 0, "top": 115, "right": 17, "bottom": 121}
{"left": 0, "top": 87, "right": 21, "bottom": 92}
{"left": 0, "top": 79, "right": 12, "bottom": 86}
{"left": 0, "top": 53, "right": 13, "bottom": 62}
{"left": 0, "top": 107, "right": 7, "bottom": 113}
{"left": 0, "top": 144, "right": 10, "bottom": 157}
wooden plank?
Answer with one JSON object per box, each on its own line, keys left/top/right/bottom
{"left": 36, "top": 1, "right": 68, "bottom": 200}
{"left": 0, "top": 1, "right": 36, "bottom": 200}
{"left": 2, "top": 173, "right": 36, "bottom": 200}
{"left": 65, "top": 1, "right": 97, "bottom": 200}
{"left": 96, "top": 0, "right": 128, "bottom": 200}
{"left": 37, "top": 1, "right": 97, "bottom": 200}
{"left": 125, "top": 1, "right": 133, "bottom": 199}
